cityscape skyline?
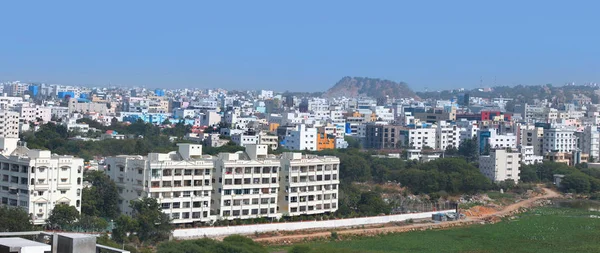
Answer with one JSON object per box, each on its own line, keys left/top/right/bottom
{"left": 1, "top": 1, "right": 599, "bottom": 91}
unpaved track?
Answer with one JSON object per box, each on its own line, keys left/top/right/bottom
{"left": 255, "top": 188, "right": 560, "bottom": 243}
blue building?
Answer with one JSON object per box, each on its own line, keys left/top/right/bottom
{"left": 58, "top": 91, "right": 75, "bottom": 99}
{"left": 28, "top": 86, "right": 39, "bottom": 96}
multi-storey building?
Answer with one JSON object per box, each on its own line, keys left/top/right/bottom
{"left": 284, "top": 124, "right": 317, "bottom": 151}
{"left": 0, "top": 110, "right": 20, "bottom": 138}
{"left": 543, "top": 127, "right": 578, "bottom": 153}
{"left": 479, "top": 149, "right": 521, "bottom": 183}
{"left": 520, "top": 146, "right": 543, "bottom": 165}
{"left": 400, "top": 126, "right": 436, "bottom": 150}
{"left": 519, "top": 124, "right": 544, "bottom": 156}
{"left": 477, "top": 130, "right": 517, "bottom": 154}
{"left": 105, "top": 144, "right": 214, "bottom": 224}
{"left": 458, "top": 120, "right": 479, "bottom": 142}
{"left": 278, "top": 153, "right": 339, "bottom": 216}
{"left": 211, "top": 145, "right": 281, "bottom": 220}
{"left": 578, "top": 126, "right": 600, "bottom": 161}
{"left": 436, "top": 121, "right": 460, "bottom": 150}
{"left": 364, "top": 123, "right": 405, "bottom": 149}
{"left": 0, "top": 146, "right": 83, "bottom": 225}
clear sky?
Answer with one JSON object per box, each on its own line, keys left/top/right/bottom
{"left": 1, "top": 1, "right": 599, "bottom": 91}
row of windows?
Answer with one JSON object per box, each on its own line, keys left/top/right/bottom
{"left": 222, "top": 188, "right": 277, "bottom": 195}
{"left": 290, "top": 203, "right": 336, "bottom": 212}
{"left": 289, "top": 184, "right": 337, "bottom": 192}
{"left": 152, "top": 179, "right": 210, "bottom": 188}
{"left": 161, "top": 201, "right": 209, "bottom": 209}
{"left": 171, "top": 211, "right": 209, "bottom": 220}
{"left": 290, "top": 164, "right": 338, "bottom": 172}
{"left": 223, "top": 178, "right": 277, "bottom": 185}
{"left": 290, "top": 174, "right": 337, "bottom": 182}
{"left": 224, "top": 167, "right": 279, "bottom": 174}
{"left": 223, "top": 197, "right": 275, "bottom": 206}
{"left": 223, "top": 208, "right": 276, "bottom": 217}
{"left": 287, "top": 193, "right": 337, "bottom": 202}
{"left": 148, "top": 190, "right": 210, "bottom": 198}
{"left": 2, "top": 177, "right": 83, "bottom": 185}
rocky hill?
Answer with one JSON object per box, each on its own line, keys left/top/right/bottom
{"left": 324, "top": 76, "right": 418, "bottom": 99}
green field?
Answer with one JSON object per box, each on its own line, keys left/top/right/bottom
{"left": 272, "top": 202, "right": 600, "bottom": 253}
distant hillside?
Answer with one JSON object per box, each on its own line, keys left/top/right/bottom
{"left": 324, "top": 77, "right": 418, "bottom": 99}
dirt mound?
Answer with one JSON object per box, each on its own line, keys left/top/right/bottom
{"left": 464, "top": 206, "right": 497, "bottom": 217}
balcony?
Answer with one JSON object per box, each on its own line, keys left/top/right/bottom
{"left": 34, "top": 184, "right": 49, "bottom": 190}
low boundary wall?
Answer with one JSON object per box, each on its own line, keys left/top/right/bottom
{"left": 173, "top": 209, "right": 455, "bottom": 239}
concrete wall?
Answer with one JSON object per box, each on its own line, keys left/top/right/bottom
{"left": 173, "top": 210, "right": 455, "bottom": 239}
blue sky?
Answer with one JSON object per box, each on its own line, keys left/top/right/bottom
{"left": 1, "top": 1, "right": 599, "bottom": 91}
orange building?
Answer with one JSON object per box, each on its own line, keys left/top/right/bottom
{"left": 317, "top": 133, "right": 335, "bottom": 151}
{"left": 269, "top": 122, "right": 280, "bottom": 133}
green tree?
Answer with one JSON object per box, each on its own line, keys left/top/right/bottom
{"left": 357, "top": 191, "right": 390, "bottom": 215}
{"left": 82, "top": 171, "right": 120, "bottom": 219}
{"left": 47, "top": 204, "right": 79, "bottom": 230}
{"left": 561, "top": 174, "right": 592, "bottom": 193}
{"left": 75, "top": 215, "right": 109, "bottom": 232}
{"left": 458, "top": 138, "right": 478, "bottom": 162}
{"left": 114, "top": 198, "right": 172, "bottom": 244}
{"left": 112, "top": 215, "right": 137, "bottom": 243}
{"left": 0, "top": 206, "right": 33, "bottom": 232}
{"left": 445, "top": 145, "right": 458, "bottom": 156}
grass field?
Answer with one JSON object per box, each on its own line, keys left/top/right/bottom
{"left": 271, "top": 203, "right": 600, "bottom": 253}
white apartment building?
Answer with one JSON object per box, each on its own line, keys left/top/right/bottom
{"left": 403, "top": 127, "right": 436, "bottom": 150}
{"left": 0, "top": 110, "right": 20, "bottom": 139}
{"left": 278, "top": 153, "right": 339, "bottom": 216}
{"left": 578, "top": 126, "right": 600, "bottom": 161}
{"left": 258, "top": 134, "right": 279, "bottom": 150}
{"left": 105, "top": 144, "right": 214, "bottom": 224}
{"left": 479, "top": 149, "right": 521, "bottom": 183}
{"left": 543, "top": 127, "right": 578, "bottom": 153}
{"left": 0, "top": 146, "right": 84, "bottom": 225}
{"left": 211, "top": 145, "right": 281, "bottom": 220}
{"left": 50, "top": 107, "right": 69, "bottom": 119}
{"left": 458, "top": 120, "right": 479, "bottom": 142}
{"left": 478, "top": 130, "right": 517, "bottom": 151}
{"left": 173, "top": 108, "right": 196, "bottom": 119}
{"left": 16, "top": 106, "right": 52, "bottom": 124}
{"left": 520, "top": 146, "right": 543, "bottom": 165}
{"left": 200, "top": 111, "right": 221, "bottom": 127}
{"left": 436, "top": 121, "right": 460, "bottom": 150}
{"left": 284, "top": 124, "right": 317, "bottom": 151}
{"left": 231, "top": 134, "right": 259, "bottom": 147}
{"left": 519, "top": 124, "right": 544, "bottom": 156}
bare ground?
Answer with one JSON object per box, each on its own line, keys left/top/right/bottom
{"left": 255, "top": 188, "right": 561, "bottom": 245}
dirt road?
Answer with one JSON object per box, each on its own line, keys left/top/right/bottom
{"left": 255, "top": 188, "right": 561, "bottom": 244}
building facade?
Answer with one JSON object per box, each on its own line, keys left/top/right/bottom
{"left": 0, "top": 147, "right": 83, "bottom": 225}
{"left": 279, "top": 153, "right": 340, "bottom": 216}
{"left": 105, "top": 144, "right": 214, "bottom": 224}
{"left": 479, "top": 149, "right": 521, "bottom": 183}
